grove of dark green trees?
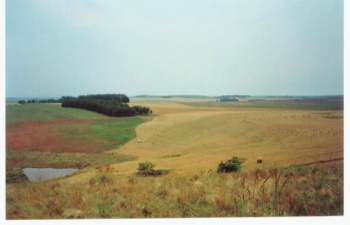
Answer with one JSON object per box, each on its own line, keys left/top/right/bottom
{"left": 61, "top": 94, "right": 151, "bottom": 117}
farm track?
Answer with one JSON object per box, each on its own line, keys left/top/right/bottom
{"left": 294, "top": 157, "right": 343, "bottom": 167}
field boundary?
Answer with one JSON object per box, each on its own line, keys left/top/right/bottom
{"left": 293, "top": 157, "right": 343, "bottom": 167}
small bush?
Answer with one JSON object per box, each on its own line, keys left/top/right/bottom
{"left": 138, "top": 161, "right": 155, "bottom": 172}
{"left": 137, "top": 161, "right": 169, "bottom": 176}
{"left": 217, "top": 156, "right": 246, "bottom": 173}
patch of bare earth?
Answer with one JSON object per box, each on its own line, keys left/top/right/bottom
{"left": 6, "top": 120, "right": 111, "bottom": 153}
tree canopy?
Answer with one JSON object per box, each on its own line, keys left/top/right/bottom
{"left": 61, "top": 94, "right": 151, "bottom": 117}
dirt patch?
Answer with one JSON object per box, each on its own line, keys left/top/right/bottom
{"left": 6, "top": 120, "right": 112, "bottom": 153}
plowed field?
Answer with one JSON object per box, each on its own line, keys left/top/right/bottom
{"left": 6, "top": 120, "right": 109, "bottom": 153}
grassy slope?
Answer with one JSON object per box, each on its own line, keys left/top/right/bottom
{"left": 6, "top": 165, "right": 343, "bottom": 218}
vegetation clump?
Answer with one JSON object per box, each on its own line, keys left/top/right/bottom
{"left": 17, "top": 99, "right": 38, "bottom": 104}
{"left": 137, "top": 161, "right": 169, "bottom": 176}
{"left": 217, "top": 156, "right": 246, "bottom": 173}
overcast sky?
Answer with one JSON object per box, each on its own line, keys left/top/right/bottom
{"left": 6, "top": 0, "right": 343, "bottom": 98}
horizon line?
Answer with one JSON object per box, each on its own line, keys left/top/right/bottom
{"left": 5, "top": 94, "right": 344, "bottom": 99}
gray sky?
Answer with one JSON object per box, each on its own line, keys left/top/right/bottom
{"left": 6, "top": 0, "right": 343, "bottom": 98}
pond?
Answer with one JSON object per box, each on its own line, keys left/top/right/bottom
{"left": 22, "top": 168, "right": 78, "bottom": 182}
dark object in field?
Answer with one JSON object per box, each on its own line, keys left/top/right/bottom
{"left": 257, "top": 157, "right": 263, "bottom": 164}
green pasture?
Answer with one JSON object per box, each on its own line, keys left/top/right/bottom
{"left": 56, "top": 117, "right": 145, "bottom": 150}
{"left": 93, "top": 118, "right": 145, "bottom": 148}
{"left": 6, "top": 103, "right": 112, "bottom": 125}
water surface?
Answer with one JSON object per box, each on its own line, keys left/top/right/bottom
{"left": 23, "top": 168, "right": 78, "bottom": 182}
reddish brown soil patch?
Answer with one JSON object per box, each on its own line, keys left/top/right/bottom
{"left": 6, "top": 120, "right": 112, "bottom": 153}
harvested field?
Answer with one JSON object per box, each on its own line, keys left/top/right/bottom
{"left": 109, "top": 100, "right": 343, "bottom": 175}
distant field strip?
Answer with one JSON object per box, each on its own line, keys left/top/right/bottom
{"left": 179, "top": 99, "right": 343, "bottom": 110}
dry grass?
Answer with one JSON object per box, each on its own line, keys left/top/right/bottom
{"left": 6, "top": 164, "right": 343, "bottom": 219}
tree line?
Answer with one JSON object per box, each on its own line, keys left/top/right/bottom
{"left": 61, "top": 94, "right": 151, "bottom": 117}
{"left": 18, "top": 98, "right": 61, "bottom": 104}
{"left": 219, "top": 97, "right": 239, "bottom": 102}
{"left": 17, "top": 100, "right": 35, "bottom": 104}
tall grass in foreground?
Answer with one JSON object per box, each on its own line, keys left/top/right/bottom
{"left": 6, "top": 165, "right": 343, "bottom": 219}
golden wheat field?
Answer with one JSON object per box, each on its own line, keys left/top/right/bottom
{"left": 96, "top": 98, "right": 344, "bottom": 176}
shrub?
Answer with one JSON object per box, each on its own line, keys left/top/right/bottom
{"left": 137, "top": 161, "right": 169, "bottom": 176}
{"left": 217, "top": 156, "right": 246, "bottom": 173}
